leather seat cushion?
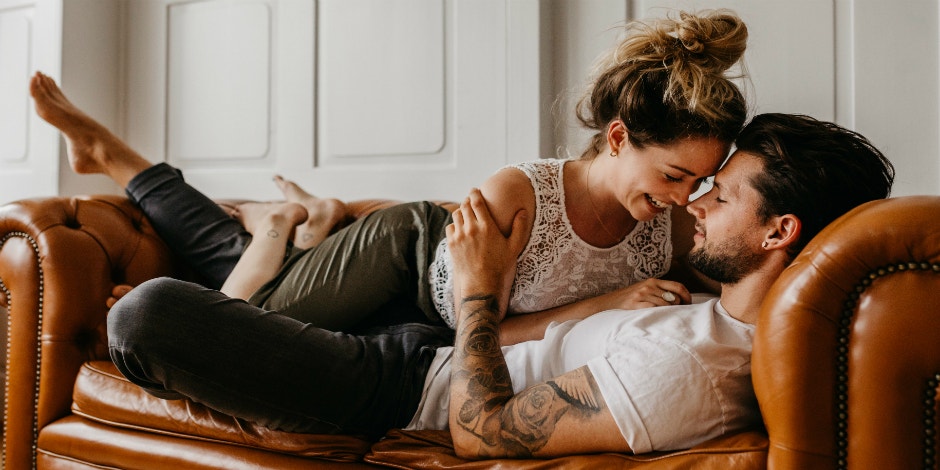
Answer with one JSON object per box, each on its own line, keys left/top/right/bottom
{"left": 73, "top": 360, "right": 770, "bottom": 468}
{"left": 71, "top": 360, "right": 373, "bottom": 462}
{"left": 366, "top": 428, "right": 769, "bottom": 469}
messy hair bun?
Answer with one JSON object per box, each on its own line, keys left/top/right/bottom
{"left": 576, "top": 9, "right": 749, "bottom": 157}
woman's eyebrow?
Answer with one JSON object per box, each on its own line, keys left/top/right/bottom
{"left": 667, "top": 164, "right": 698, "bottom": 177}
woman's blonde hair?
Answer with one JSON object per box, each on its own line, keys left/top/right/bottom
{"left": 576, "top": 9, "right": 749, "bottom": 158}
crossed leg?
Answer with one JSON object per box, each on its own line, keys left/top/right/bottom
{"left": 30, "top": 71, "right": 150, "bottom": 187}
{"left": 32, "top": 70, "right": 349, "bottom": 298}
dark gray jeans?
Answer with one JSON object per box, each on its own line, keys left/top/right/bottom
{"left": 108, "top": 278, "right": 453, "bottom": 436}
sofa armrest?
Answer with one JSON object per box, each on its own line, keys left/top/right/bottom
{"left": 0, "top": 195, "right": 184, "bottom": 470}
{"left": 754, "top": 195, "right": 940, "bottom": 470}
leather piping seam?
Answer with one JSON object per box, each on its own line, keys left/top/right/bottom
{"left": 0, "top": 231, "right": 43, "bottom": 470}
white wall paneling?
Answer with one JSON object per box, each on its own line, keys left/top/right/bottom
{"left": 848, "top": 0, "right": 939, "bottom": 197}
{"left": 0, "top": 0, "right": 124, "bottom": 204}
{"left": 57, "top": 0, "right": 123, "bottom": 197}
{"left": 302, "top": 0, "right": 528, "bottom": 201}
{"left": 123, "top": 0, "right": 539, "bottom": 202}
{"left": 5, "top": 0, "right": 938, "bottom": 203}
{"left": 0, "top": 5, "right": 31, "bottom": 165}
{"left": 318, "top": 0, "right": 445, "bottom": 162}
{"left": 540, "top": 0, "right": 629, "bottom": 160}
{"left": 167, "top": 0, "right": 273, "bottom": 164}
{"left": 0, "top": 0, "right": 57, "bottom": 204}
{"left": 126, "top": 0, "right": 293, "bottom": 197}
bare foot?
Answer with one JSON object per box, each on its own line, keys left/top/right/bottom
{"left": 29, "top": 71, "right": 150, "bottom": 187}
{"left": 273, "top": 175, "right": 347, "bottom": 249}
{"left": 233, "top": 201, "right": 309, "bottom": 240}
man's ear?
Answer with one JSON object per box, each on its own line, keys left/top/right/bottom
{"left": 763, "top": 214, "right": 802, "bottom": 250}
{"left": 606, "top": 120, "right": 627, "bottom": 154}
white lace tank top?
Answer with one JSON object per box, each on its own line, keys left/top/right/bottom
{"left": 429, "top": 159, "right": 673, "bottom": 329}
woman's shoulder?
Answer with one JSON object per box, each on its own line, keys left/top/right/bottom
{"left": 508, "top": 158, "right": 566, "bottom": 176}
{"left": 478, "top": 166, "right": 537, "bottom": 236}
{"left": 483, "top": 164, "right": 533, "bottom": 195}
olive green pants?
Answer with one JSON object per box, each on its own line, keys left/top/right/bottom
{"left": 248, "top": 201, "right": 453, "bottom": 331}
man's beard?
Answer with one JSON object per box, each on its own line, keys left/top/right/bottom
{"left": 688, "top": 236, "right": 764, "bottom": 285}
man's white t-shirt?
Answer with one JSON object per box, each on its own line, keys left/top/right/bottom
{"left": 405, "top": 297, "right": 760, "bottom": 453}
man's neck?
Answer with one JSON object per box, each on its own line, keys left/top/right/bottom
{"left": 718, "top": 266, "right": 781, "bottom": 325}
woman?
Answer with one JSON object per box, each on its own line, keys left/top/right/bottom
{"left": 31, "top": 9, "right": 748, "bottom": 345}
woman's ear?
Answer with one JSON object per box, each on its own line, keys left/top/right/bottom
{"left": 763, "top": 214, "right": 802, "bottom": 250}
{"left": 606, "top": 120, "right": 627, "bottom": 155}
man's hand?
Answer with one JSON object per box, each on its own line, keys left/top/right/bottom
{"left": 446, "top": 188, "right": 528, "bottom": 322}
{"left": 106, "top": 284, "right": 135, "bottom": 309}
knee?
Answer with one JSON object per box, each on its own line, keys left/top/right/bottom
{"left": 108, "top": 277, "right": 197, "bottom": 399}
{"left": 107, "top": 277, "right": 194, "bottom": 347}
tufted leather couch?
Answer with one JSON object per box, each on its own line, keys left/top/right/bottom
{"left": 1, "top": 194, "right": 938, "bottom": 469}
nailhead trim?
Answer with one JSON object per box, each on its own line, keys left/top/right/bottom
{"left": 1, "top": 232, "right": 43, "bottom": 470}
{"left": 925, "top": 374, "right": 938, "bottom": 469}
{"left": 835, "top": 261, "right": 940, "bottom": 470}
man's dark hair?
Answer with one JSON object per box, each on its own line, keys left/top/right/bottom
{"left": 735, "top": 113, "right": 895, "bottom": 257}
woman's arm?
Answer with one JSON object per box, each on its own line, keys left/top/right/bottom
{"left": 497, "top": 276, "right": 691, "bottom": 345}
{"left": 476, "top": 167, "right": 696, "bottom": 345}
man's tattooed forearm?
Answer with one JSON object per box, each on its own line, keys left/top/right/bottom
{"left": 459, "top": 294, "right": 500, "bottom": 319}
{"left": 495, "top": 383, "right": 567, "bottom": 455}
{"left": 456, "top": 362, "right": 606, "bottom": 457}
{"left": 454, "top": 293, "right": 514, "bottom": 441}
{"left": 462, "top": 323, "right": 501, "bottom": 358}
{"left": 453, "top": 294, "right": 608, "bottom": 457}
{"left": 457, "top": 366, "right": 514, "bottom": 445}
{"left": 456, "top": 294, "right": 503, "bottom": 360}
{"left": 493, "top": 373, "right": 603, "bottom": 456}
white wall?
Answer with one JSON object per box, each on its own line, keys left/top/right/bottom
{"left": 1, "top": 0, "right": 937, "bottom": 204}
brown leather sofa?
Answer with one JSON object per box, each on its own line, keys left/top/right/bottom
{"left": 1, "top": 194, "right": 938, "bottom": 469}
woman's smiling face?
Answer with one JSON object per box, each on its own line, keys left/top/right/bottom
{"left": 604, "top": 135, "right": 729, "bottom": 221}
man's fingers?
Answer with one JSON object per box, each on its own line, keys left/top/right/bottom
{"left": 509, "top": 209, "right": 528, "bottom": 254}
{"left": 466, "top": 188, "right": 491, "bottom": 223}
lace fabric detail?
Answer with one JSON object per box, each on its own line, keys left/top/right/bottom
{"left": 429, "top": 159, "right": 673, "bottom": 329}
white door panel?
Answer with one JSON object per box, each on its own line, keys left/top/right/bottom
{"left": 166, "top": 0, "right": 273, "bottom": 164}
{"left": 125, "top": 0, "right": 527, "bottom": 202}
{"left": 0, "top": 1, "right": 57, "bottom": 204}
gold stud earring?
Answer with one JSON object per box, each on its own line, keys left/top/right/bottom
{"left": 610, "top": 151, "right": 618, "bottom": 157}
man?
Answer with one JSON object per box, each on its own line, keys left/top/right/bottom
{"left": 109, "top": 113, "right": 894, "bottom": 457}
